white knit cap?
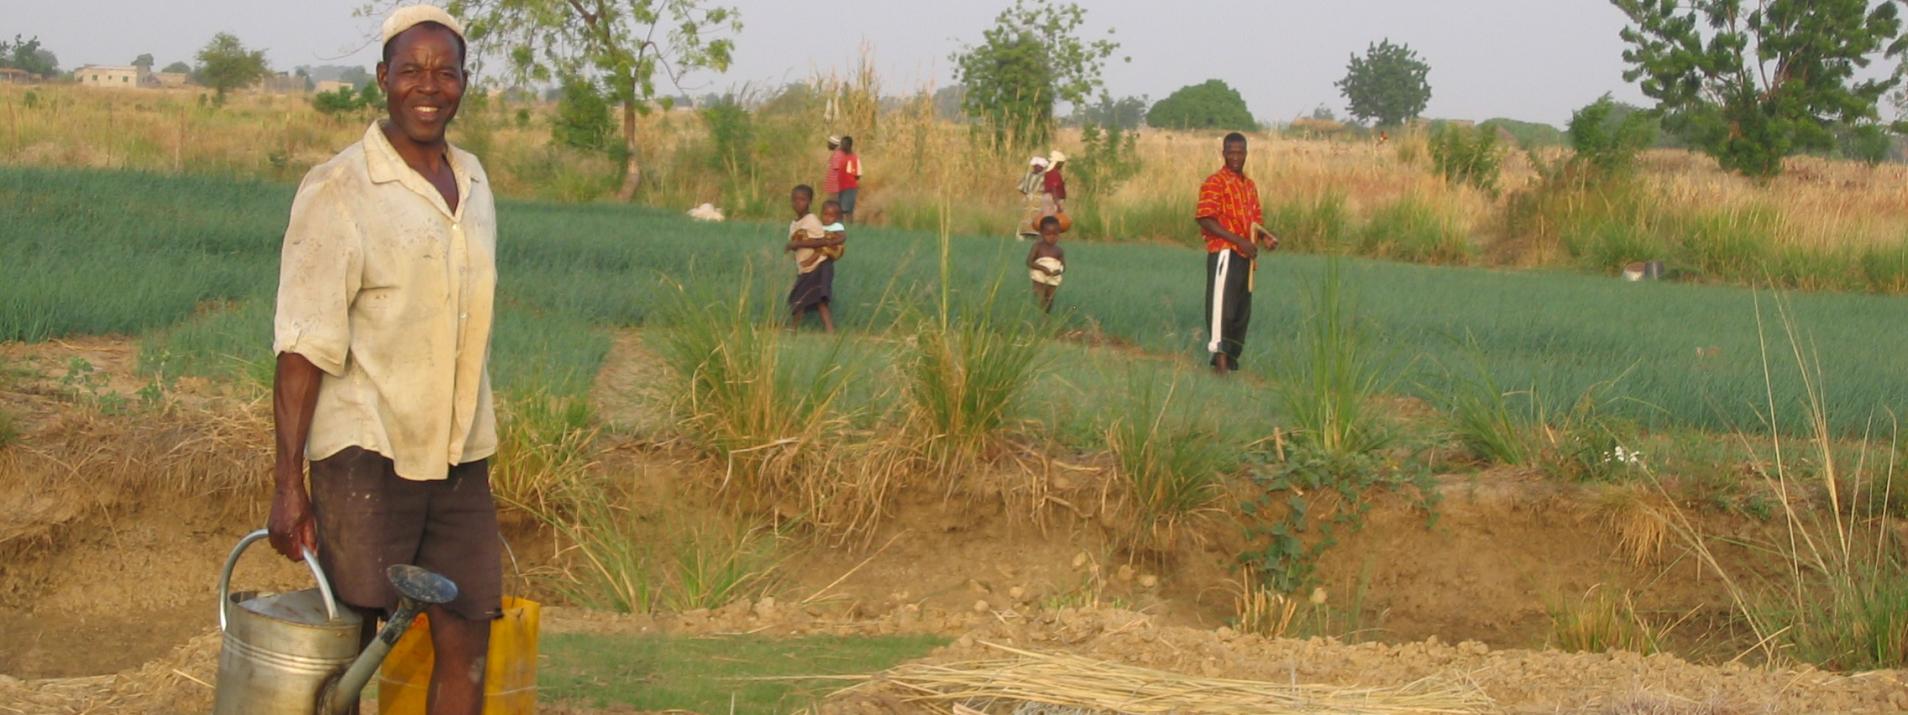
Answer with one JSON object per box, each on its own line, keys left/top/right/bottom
{"left": 382, "top": 5, "right": 466, "bottom": 45}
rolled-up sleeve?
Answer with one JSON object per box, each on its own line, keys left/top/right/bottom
{"left": 272, "top": 173, "right": 361, "bottom": 376}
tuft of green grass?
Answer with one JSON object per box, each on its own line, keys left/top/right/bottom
{"left": 1272, "top": 259, "right": 1392, "bottom": 459}
{"left": 1438, "top": 337, "right": 1534, "bottom": 466}
{"left": 538, "top": 486, "right": 779, "bottom": 616}
{"left": 904, "top": 294, "right": 1049, "bottom": 470}
{"left": 491, "top": 389, "right": 598, "bottom": 516}
{"left": 1106, "top": 373, "right": 1236, "bottom": 541}
{"left": 540, "top": 632, "right": 946, "bottom": 713}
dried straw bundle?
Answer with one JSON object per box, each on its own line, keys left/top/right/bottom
{"left": 827, "top": 642, "right": 1494, "bottom": 715}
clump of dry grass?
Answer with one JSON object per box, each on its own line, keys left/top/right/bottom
{"left": 1547, "top": 585, "right": 1671, "bottom": 655}
{"left": 818, "top": 641, "right": 1495, "bottom": 714}
{"left": 1596, "top": 485, "right": 1671, "bottom": 566}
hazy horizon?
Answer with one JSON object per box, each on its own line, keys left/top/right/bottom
{"left": 14, "top": 1, "right": 1660, "bottom": 126}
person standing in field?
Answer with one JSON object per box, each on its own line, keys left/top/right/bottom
{"left": 1197, "top": 132, "right": 1277, "bottom": 374}
{"left": 822, "top": 135, "right": 844, "bottom": 201}
{"left": 268, "top": 7, "right": 499, "bottom": 714}
{"left": 1043, "top": 150, "right": 1069, "bottom": 216}
{"left": 1017, "top": 155, "right": 1052, "bottom": 239}
{"left": 1027, "top": 215, "right": 1065, "bottom": 314}
{"left": 785, "top": 185, "right": 842, "bottom": 332}
{"left": 836, "top": 135, "right": 862, "bottom": 224}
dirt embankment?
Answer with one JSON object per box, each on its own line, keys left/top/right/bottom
{"left": 4, "top": 336, "right": 1906, "bottom": 714}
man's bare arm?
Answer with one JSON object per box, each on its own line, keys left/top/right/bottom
{"left": 269, "top": 352, "right": 323, "bottom": 561}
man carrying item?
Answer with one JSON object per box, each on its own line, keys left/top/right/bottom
{"left": 268, "top": 6, "right": 500, "bottom": 713}
{"left": 1196, "top": 132, "right": 1277, "bottom": 375}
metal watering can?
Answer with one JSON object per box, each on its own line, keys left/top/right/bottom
{"left": 213, "top": 529, "right": 458, "bottom": 714}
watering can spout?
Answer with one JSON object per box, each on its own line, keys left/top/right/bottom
{"left": 321, "top": 564, "right": 459, "bottom": 715}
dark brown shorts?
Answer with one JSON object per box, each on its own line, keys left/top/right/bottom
{"left": 309, "top": 447, "right": 503, "bottom": 621}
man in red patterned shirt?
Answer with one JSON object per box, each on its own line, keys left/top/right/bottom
{"left": 1196, "top": 132, "right": 1278, "bottom": 374}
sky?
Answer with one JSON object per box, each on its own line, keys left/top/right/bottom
{"left": 12, "top": 0, "right": 1656, "bottom": 126}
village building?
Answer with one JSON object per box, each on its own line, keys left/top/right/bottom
{"left": 0, "top": 67, "right": 36, "bottom": 84}
{"left": 254, "top": 72, "right": 307, "bottom": 94}
{"left": 76, "top": 65, "right": 157, "bottom": 88}
{"left": 155, "top": 71, "right": 191, "bottom": 88}
{"left": 313, "top": 79, "right": 354, "bottom": 94}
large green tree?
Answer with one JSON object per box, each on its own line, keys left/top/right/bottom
{"left": 447, "top": 0, "right": 739, "bottom": 201}
{"left": 0, "top": 35, "right": 59, "bottom": 77}
{"left": 951, "top": 0, "right": 1122, "bottom": 149}
{"left": 195, "top": 33, "right": 269, "bottom": 102}
{"left": 1613, "top": 0, "right": 1906, "bottom": 177}
{"left": 1335, "top": 39, "right": 1431, "bottom": 127}
{"left": 1146, "top": 79, "right": 1254, "bottom": 131}
{"left": 132, "top": 53, "right": 155, "bottom": 71}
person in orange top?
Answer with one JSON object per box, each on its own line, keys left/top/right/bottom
{"left": 1196, "top": 132, "right": 1278, "bottom": 374}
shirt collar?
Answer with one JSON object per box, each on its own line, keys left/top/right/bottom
{"left": 362, "top": 121, "right": 479, "bottom": 218}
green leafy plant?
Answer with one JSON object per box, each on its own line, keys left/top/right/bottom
{"left": 1240, "top": 446, "right": 1435, "bottom": 595}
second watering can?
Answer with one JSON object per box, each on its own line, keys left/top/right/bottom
{"left": 212, "top": 528, "right": 458, "bottom": 715}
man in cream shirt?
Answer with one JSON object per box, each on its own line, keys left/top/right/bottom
{"left": 268, "top": 6, "right": 498, "bottom": 712}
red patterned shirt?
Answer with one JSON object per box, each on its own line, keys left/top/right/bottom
{"left": 1196, "top": 167, "right": 1262, "bottom": 255}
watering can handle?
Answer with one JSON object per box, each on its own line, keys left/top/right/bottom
{"left": 219, "top": 528, "right": 341, "bottom": 631}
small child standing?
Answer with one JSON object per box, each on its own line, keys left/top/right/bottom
{"left": 785, "top": 186, "right": 843, "bottom": 331}
{"left": 1027, "top": 215, "right": 1065, "bottom": 314}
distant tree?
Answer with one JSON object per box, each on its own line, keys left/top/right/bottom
{"left": 132, "top": 53, "right": 154, "bottom": 71}
{"left": 357, "top": 82, "right": 383, "bottom": 111}
{"left": 161, "top": 61, "right": 191, "bottom": 74}
{"left": 0, "top": 35, "right": 59, "bottom": 77}
{"left": 1613, "top": 0, "right": 1906, "bottom": 178}
{"left": 551, "top": 75, "right": 615, "bottom": 153}
{"left": 1072, "top": 94, "right": 1146, "bottom": 129}
{"left": 449, "top": 0, "right": 740, "bottom": 201}
{"left": 1336, "top": 39, "right": 1431, "bottom": 128}
{"left": 951, "top": 0, "right": 1122, "bottom": 149}
{"left": 1310, "top": 104, "right": 1336, "bottom": 122}
{"left": 195, "top": 32, "right": 268, "bottom": 102}
{"left": 1146, "top": 79, "right": 1255, "bottom": 131}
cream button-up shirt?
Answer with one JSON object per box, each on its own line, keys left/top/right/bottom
{"left": 273, "top": 122, "right": 498, "bottom": 481}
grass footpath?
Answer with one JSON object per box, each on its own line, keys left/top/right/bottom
{"left": 540, "top": 632, "right": 945, "bottom": 713}
{"left": 7, "top": 166, "right": 1908, "bottom": 437}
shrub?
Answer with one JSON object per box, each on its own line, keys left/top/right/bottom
{"left": 1146, "top": 79, "right": 1255, "bottom": 131}
{"left": 1429, "top": 123, "right": 1502, "bottom": 194}
{"left": 1567, "top": 94, "right": 1656, "bottom": 178}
